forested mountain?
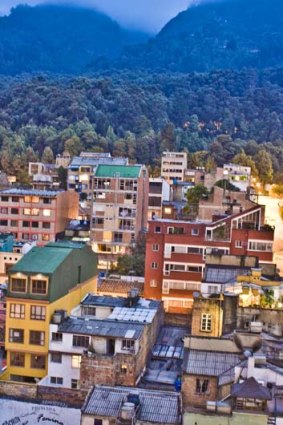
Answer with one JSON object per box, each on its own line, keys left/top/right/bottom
{"left": 0, "top": 4, "right": 147, "bottom": 74}
{"left": 1, "top": 68, "right": 283, "bottom": 184}
{"left": 115, "top": 0, "right": 283, "bottom": 72}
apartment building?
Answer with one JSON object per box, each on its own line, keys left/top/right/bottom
{"left": 42, "top": 294, "right": 162, "bottom": 389}
{"left": 144, "top": 204, "right": 274, "bottom": 313}
{"left": 28, "top": 162, "right": 60, "bottom": 191}
{"left": 91, "top": 164, "right": 148, "bottom": 268}
{"left": 67, "top": 152, "right": 128, "bottom": 204}
{"left": 148, "top": 177, "right": 171, "bottom": 220}
{"left": 161, "top": 151, "right": 187, "bottom": 184}
{"left": 3, "top": 242, "right": 97, "bottom": 382}
{"left": 0, "top": 189, "right": 79, "bottom": 246}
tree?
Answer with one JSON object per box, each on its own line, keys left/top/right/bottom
{"left": 254, "top": 149, "right": 273, "bottom": 184}
{"left": 232, "top": 150, "right": 258, "bottom": 177}
{"left": 41, "top": 146, "right": 54, "bottom": 164}
{"left": 185, "top": 184, "right": 209, "bottom": 218}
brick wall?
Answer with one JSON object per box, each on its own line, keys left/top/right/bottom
{"left": 182, "top": 374, "right": 218, "bottom": 408}
{"left": 0, "top": 380, "right": 37, "bottom": 399}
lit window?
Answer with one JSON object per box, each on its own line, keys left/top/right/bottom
{"left": 164, "top": 207, "right": 172, "bottom": 214}
{"left": 43, "top": 209, "right": 51, "bottom": 217}
{"left": 42, "top": 234, "right": 50, "bottom": 241}
{"left": 201, "top": 313, "right": 212, "bottom": 332}
{"left": 71, "top": 355, "right": 81, "bottom": 368}
{"left": 10, "top": 303, "right": 25, "bottom": 319}
{"left": 150, "top": 279, "right": 157, "bottom": 287}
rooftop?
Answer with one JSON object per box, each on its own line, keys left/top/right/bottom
{"left": 82, "top": 294, "right": 160, "bottom": 311}
{"left": 97, "top": 279, "right": 144, "bottom": 296}
{"left": 184, "top": 349, "right": 241, "bottom": 376}
{"left": 232, "top": 377, "right": 272, "bottom": 400}
{"left": 58, "top": 316, "right": 144, "bottom": 339}
{"left": 204, "top": 265, "right": 250, "bottom": 284}
{"left": 10, "top": 242, "right": 84, "bottom": 274}
{"left": 95, "top": 164, "right": 142, "bottom": 178}
{"left": 69, "top": 155, "right": 128, "bottom": 168}
{"left": 82, "top": 386, "right": 181, "bottom": 424}
{"left": 0, "top": 188, "right": 63, "bottom": 197}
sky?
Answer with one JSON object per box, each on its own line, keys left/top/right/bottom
{"left": 0, "top": 0, "right": 192, "bottom": 33}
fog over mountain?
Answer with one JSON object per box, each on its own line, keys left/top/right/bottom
{"left": 0, "top": 0, "right": 190, "bottom": 32}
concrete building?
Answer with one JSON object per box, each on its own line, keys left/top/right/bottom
{"left": 2, "top": 242, "right": 97, "bottom": 382}
{"left": 42, "top": 294, "right": 162, "bottom": 389}
{"left": 0, "top": 189, "right": 79, "bottom": 246}
{"left": 67, "top": 152, "right": 128, "bottom": 204}
{"left": 81, "top": 386, "right": 182, "bottom": 425}
{"left": 144, "top": 204, "right": 274, "bottom": 313}
{"left": 148, "top": 177, "right": 171, "bottom": 220}
{"left": 161, "top": 151, "right": 187, "bottom": 184}
{"left": 28, "top": 162, "right": 60, "bottom": 191}
{"left": 91, "top": 164, "right": 148, "bottom": 268}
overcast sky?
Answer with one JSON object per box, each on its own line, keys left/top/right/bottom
{"left": 0, "top": 0, "right": 192, "bottom": 32}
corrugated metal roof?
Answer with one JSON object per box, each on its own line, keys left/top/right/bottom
{"left": 184, "top": 349, "right": 241, "bottom": 376}
{"left": 69, "top": 156, "right": 128, "bottom": 168}
{"left": 81, "top": 294, "right": 126, "bottom": 308}
{"left": 204, "top": 266, "right": 250, "bottom": 284}
{"left": 58, "top": 317, "right": 144, "bottom": 339}
{"left": 0, "top": 188, "right": 63, "bottom": 197}
{"left": 95, "top": 164, "right": 142, "bottom": 178}
{"left": 82, "top": 386, "right": 181, "bottom": 424}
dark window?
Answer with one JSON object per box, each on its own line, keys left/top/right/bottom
{"left": 11, "top": 197, "right": 19, "bottom": 202}
{"left": 30, "top": 305, "right": 46, "bottom": 320}
{"left": 11, "top": 208, "right": 19, "bottom": 215}
{"left": 50, "top": 377, "right": 63, "bottom": 385}
{"left": 0, "top": 207, "right": 8, "bottom": 214}
{"left": 94, "top": 420, "right": 103, "bottom": 425}
{"left": 52, "top": 332, "right": 63, "bottom": 342}
{"left": 122, "top": 339, "right": 135, "bottom": 350}
{"left": 0, "top": 220, "right": 8, "bottom": 226}
{"left": 10, "top": 352, "right": 24, "bottom": 367}
{"left": 155, "top": 226, "right": 161, "bottom": 233}
{"left": 22, "top": 221, "right": 30, "bottom": 228}
{"left": 9, "top": 328, "right": 24, "bottom": 343}
{"left": 82, "top": 306, "right": 96, "bottom": 316}
{"left": 50, "top": 353, "right": 62, "bottom": 363}
{"left": 196, "top": 378, "right": 209, "bottom": 394}
{"left": 10, "top": 220, "right": 18, "bottom": 227}
{"left": 72, "top": 335, "right": 89, "bottom": 348}
{"left": 43, "top": 198, "right": 51, "bottom": 204}
{"left": 71, "top": 379, "right": 79, "bottom": 389}
{"left": 30, "top": 355, "right": 46, "bottom": 369}
{"left": 42, "top": 222, "right": 51, "bottom": 229}
{"left": 1, "top": 196, "right": 8, "bottom": 202}
{"left": 11, "top": 278, "right": 26, "bottom": 293}
{"left": 29, "top": 330, "right": 45, "bottom": 346}
{"left": 31, "top": 222, "right": 39, "bottom": 228}
{"left": 31, "top": 280, "right": 47, "bottom": 295}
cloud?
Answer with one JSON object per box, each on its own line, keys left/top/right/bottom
{"left": 0, "top": 0, "right": 191, "bottom": 32}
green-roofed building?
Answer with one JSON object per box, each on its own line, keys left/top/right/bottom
{"left": 4, "top": 242, "right": 97, "bottom": 383}
{"left": 92, "top": 163, "right": 148, "bottom": 269}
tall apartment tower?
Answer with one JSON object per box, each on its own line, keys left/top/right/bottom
{"left": 161, "top": 152, "right": 188, "bottom": 184}
{"left": 91, "top": 164, "right": 149, "bottom": 269}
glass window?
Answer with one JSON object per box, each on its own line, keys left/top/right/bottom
{"left": 151, "top": 262, "right": 158, "bottom": 269}
{"left": 9, "top": 328, "right": 24, "bottom": 343}
{"left": 150, "top": 279, "right": 157, "bottom": 287}
{"left": 10, "top": 303, "right": 25, "bottom": 319}
{"left": 122, "top": 339, "right": 135, "bottom": 350}
{"left": 10, "top": 220, "right": 18, "bottom": 227}
{"left": 22, "top": 221, "right": 30, "bottom": 227}
{"left": 42, "top": 222, "right": 51, "bottom": 229}
{"left": 10, "top": 352, "right": 25, "bottom": 367}
{"left": 0, "top": 220, "right": 8, "bottom": 226}
{"left": 42, "top": 234, "right": 50, "bottom": 241}
{"left": 31, "top": 280, "right": 47, "bottom": 295}
{"left": 201, "top": 313, "right": 212, "bottom": 332}
{"left": 51, "top": 332, "right": 63, "bottom": 342}
{"left": 72, "top": 335, "right": 89, "bottom": 348}
{"left": 50, "top": 377, "right": 63, "bottom": 385}
{"left": 11, "top": 278, "right": 26, "bottom": 293}
{"left": 152, "top": 244, "right": 159, "bottom": 251}
{"left": 30, "top": 330, "right": 45, "bottom": 346}
{"left": 30, "top": 355, "right": 46, "bottom": 369}
{"left": 1, "top": 196, "right": 8, "bottom": 202}
{"left": 43, "top": 209, "right": 51, "bottom": 217}
{"left": 31, "top": 222, "right": 39, "bottom": 228}
{"left": 50, "top": 353, "right": 62, "bottom": 363}
{"left": 11, "top": 196, "right": 19, "bottom": 202}
{"left": 30, "top": 305, "right": 46, "bottom": 320}
{"left": 71, "top": 355, "right": 81, "bottom": 368}
{"left": 0, "top": 207, "right": 8, "bottom": 214}
{"left": 23, "top": 209, "right": 31, "bottom": 216}
{"left": 71, "top": 379, "right": 79, "bottom": 389}
{"left": 196, "top": 378, "right": 209, "bottom": 394}
{"left": 11, "top": 208, "right": 19, "bottom": 215}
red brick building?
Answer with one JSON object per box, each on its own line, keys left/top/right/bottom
{"left": 144, "top": 205, "right": 274, "bottom": 313}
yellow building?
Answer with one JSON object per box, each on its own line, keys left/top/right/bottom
{"left": 2, "top": 242, "right": 97, "bottom": 382}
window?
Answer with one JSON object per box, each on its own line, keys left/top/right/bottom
{"left": 31, "top": 280, "right": 47, "bottom": 295}
{"left": 9, "top": 328, "right": 24, "bottom": 343}
{"left": 50, "top": 377, "right": 63, "bottom": 385}
{"left": 30, "top": 355, "right": 46, "bottom": 369}
{"left": 121, "top": 365, "right": 128, "bottom": 374}
{"left": 150, "top": 279, "right": 157, "bottom": 287}
{"left": 201, "top": 314, "right": 212, "bottom": 332}
{"left": 11, "top": 208, "right": 19, "bottom": 215}
{"left": 30, "top": 330, "right": 45, "bottom": 346}
{"left": 43, "top": 209, "right": 51, "bottom": 217}
{"left": 73, "top": 335, "right": 89, "bottom": 348}
{"left": 248, "top": 241, "right": 273, "bottom": 252}
{"left": 196, "top": 378, "right": 209, "bottom": 394}
{"left": 71, "top": 355, "right": 81, "bottom": 368}
{"left": 152, "top": 244, "right": 159, "bottom": 252}
{"left": 30, "top": 305, "right": 46, "bottom": 320}
{"left": 52, "top": 332, "right": 63, "bottom": 342}
{"left": 42, "top": 234, "right": 50, "bottom": 241}
{"left": 31, "top": 234, "right": 38, "bottom": 241}
{"left": 43, "top": 198, "right": 51, "bottom": 204}
{"left": 191, "top": 228, "right": 199, "bottom": 236}
{"left": 151, "top": 262, "right": 158, "bottom": 269}
{"left": 155, "top": 226, "right": 161, "bottom": 233}
{"left": 0, "top": 207, "right": 8, "bottom": 214}
{"left": 24, "top": 196, "right": 39, "bottom": 203}
{"left": 42, "top": 222, "right": 51, "bottom": 229}
{"left": 50, "top": 353, "right": 62, "bottom": 363}
{"left": 122, "top": 339, "right": 135, "bottom": 350}
{"left": 71, "top": 379, "right": 79, "bottom": 389}
{"left": 0, "top": 220, "right": 8, "bottom": 226}
{"left": 94, "top": 420, "right": 103, "bottom": 425}
{"left": 31, "top": 208, "right": 39, "bottom": 216}
{"left": 164, "top": 207, "right": 172, "bottom": 214}
{"left": 10, "top": 220, "right": 18, "bottom": 227}
{"left": 11, "top": 196, "right": 19, "bottom": 203}
{"left": 31, "top": 222, "right": 39, "bottom": 228}
{"left": 82, "top": 306, "right": 96, "bottom": 316}
{"left": 10, "top": 303, "right": 25, "bottom": 319}
{"left": 11, "top": 278, "right": 26, "bottom": 293}
{"left": 10, "top": 352, "right": 25, "bottom": 367}
{"left": 23, "top": 209, "right": 31, "bottom": 216}
{"left": 22, "top": 233, "right": 30, "bottom": 240}
{"left": 1, "top": 196, "right": 8, "bottom": 202}
{"left": 22, "top": 221, "right": 30, "bottom": 227}
{"left": 235, "top": 240, "right": 242, "bottom": 248}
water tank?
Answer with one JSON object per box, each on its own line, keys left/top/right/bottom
{"left": 120, "top": 403, "right": 135, "bottom": 420}
{"left": 250, "top": 321, "right": 263, "bottom": 334}
{"left": 127, "top": 393, "right": 140, "bottom": 406}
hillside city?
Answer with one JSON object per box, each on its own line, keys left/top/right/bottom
{"left": 0, "top": 149, "right": 282, "bottom": 425}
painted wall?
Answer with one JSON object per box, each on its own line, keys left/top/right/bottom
{"left": 0, "top": 398, "right": 81, "bottom": 425}
{"left": 184, "top": 411, "right": 268, "bottom": 425}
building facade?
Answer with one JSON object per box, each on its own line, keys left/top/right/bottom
{"left": 2, "top": 242, "right": 97, "bottom": 382}
{"left": 161, "top": 151, "right": 187, "bottom": 184}
{"left": 0, "top": 189, "right": 79, "bottom": 246}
